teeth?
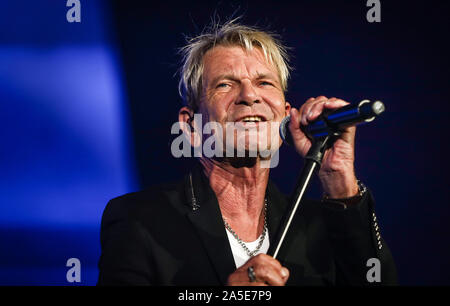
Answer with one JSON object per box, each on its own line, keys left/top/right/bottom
{"left": 242, "top": 116, "right": 263, "bottom": 122}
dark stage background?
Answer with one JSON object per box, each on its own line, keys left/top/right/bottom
{"left": 0, "top": 0, "right": 449, "bottom": 285}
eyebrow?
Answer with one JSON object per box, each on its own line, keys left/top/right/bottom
{"left": 210, "top": 72, "right": 280, "bottom": 87}
{"left": 255, "top": 72, "right": 279, "bottom": 83}
{"left": 211, "top": 74, "right": 240, "bottom": 86}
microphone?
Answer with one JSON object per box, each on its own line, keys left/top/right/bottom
{"left": 279, "top": 99, "right": 385, "bottom": 144}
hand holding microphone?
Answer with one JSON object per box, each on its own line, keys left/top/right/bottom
{"left": 280, "top": 98, "right": 385, "bottom": 144}
{"left": 283, "top": 96, "right": 384, "bottom": 199}
{"left": 269, "top": 97, "right": 385, "bottom": 258}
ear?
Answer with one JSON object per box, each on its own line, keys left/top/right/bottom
{"left": 284, "top": 101, "right": 291, "bottom": 117}
{"left": 178, "top": 106, "right": 199, "bottom": 146}
{"left": 179, "top": 106, "right": 194, "bottom": 127}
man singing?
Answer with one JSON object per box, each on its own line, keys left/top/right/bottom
{"left": 98, "top": 19, "right": 397, "bottom": 286}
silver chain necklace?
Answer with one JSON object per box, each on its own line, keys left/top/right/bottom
{"left": 189, "top": 173, "right": 268, "bottom": 258}
{"left": 223, "top": 199, "right": 268, "bottom": 257}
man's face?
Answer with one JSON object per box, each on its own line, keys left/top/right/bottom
{"left": 199, "top": 45, "right": 290, "bottom": 156}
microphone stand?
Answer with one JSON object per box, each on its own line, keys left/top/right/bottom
{"left": 268, "top": 133, "right": 339, "bottom": 259}
{"left": 267, "top": 99, "right": 385, "bottom": 259}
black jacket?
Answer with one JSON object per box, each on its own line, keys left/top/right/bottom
{"left": 97, "top": 166, "right": 397, "bottom": 286}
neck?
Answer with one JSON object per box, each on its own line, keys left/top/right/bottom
{"left": 199, "top": 157, "right": 269, "bottom": 241}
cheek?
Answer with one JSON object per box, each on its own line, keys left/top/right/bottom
{"left": 208, "top": 93, "right": 237, "bottom": 122}
{"left": 199, "top": 105, "right": 228, "bottom": 131}
{"left": 262, "top": 92, "right": 286, "bottom": 117}
{"left": 211, "top": 106, "right": 229, "bottom": 123}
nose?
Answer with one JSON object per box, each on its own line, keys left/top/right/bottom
{"left": 236, "top": 79, "right": 260, "bottom": 106}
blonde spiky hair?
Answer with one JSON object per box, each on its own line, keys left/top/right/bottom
{"left": 178, "top": 18, "right": 292, "bottom": 111}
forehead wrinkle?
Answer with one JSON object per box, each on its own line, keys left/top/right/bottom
{"left": 203, "top": 46, "right": 279, "bottom": 87}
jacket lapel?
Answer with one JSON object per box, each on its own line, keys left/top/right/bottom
{"left": 184, "top": 165, "right": 290, "bottom": 284}
{"left": 266, "top": 180, "right": 289, "bottom": 247}
{"left": 185, "top": 166, "right": 236, "bottom": 285}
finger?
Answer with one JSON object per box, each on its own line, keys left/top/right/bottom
{"left": 281, "top": 267, "right": 290, "bottom": 281}
{"left": 241, "top": 254, "right": 288, "bottom": 286}
{"left": 301, "top": 96, "right": 328, "bottom": 125}
{"left": 251, "top": 263, "right": 285, "bottom": 286}
{"left": 305, "top": 97, "right": 316, "bottom": 103}
{"left": 290, "top": 108, "right": 310, "bottom": 140}
{"left": 307, "top": 100, "right": 328, "bottom": 122}
{"left": 323, "top": 98, "right": 349, "bottom": 109}
{"left": 314, "top": 95, "right": 328, "bottom": 101}
{"left": 309, "top": 97, "right": 348, "bottom": 119}
{"left": 251, "top": 255, "right": 289, "bottom": 286}
{"left": 228, "top": 265, "right": 268, "bottom": 285}
{"left": 308, "top": 98, "right": 351, "bottom": 123}
{"left": 302, "top": 96, "right": 327, "bottom": 116}
{"left": 230, "top": 281, "right": 269, "bottom": 286}
{"left": 288, "top": 108, "right": 312, "bottom": 156}
{"left": 243, "top": 254, "right": 283, "bottom": 270}
{"left": 246, "top": 282, "right": 269, "bottom": 286}
{"left": 289, "top": 107, "right": 302, "bottom": 133}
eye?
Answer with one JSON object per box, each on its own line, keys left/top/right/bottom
{"left": 216, "top": 83, "right": 230, "bottom": 89}
{"left": 260, "top": 81, "right": 274, "bottom": 86}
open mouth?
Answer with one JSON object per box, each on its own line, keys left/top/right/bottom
{"left": 237, "top": 115, "right": 267, "bottom": 123}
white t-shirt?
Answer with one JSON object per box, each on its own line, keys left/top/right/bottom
{"left": 225, "top": 228, "right": 270, "bottom": 269}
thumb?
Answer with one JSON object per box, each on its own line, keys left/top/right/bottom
{"left": 289, "top": 108, "right": 300, "bottom": 130}
{"left": 288, "top": 108, "right": 310, "bottom": 156}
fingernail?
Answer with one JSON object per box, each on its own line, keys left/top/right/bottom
{"left": 281, "top": 268, "right": 288, "bottom": 278}
{"left": 302, "top": 115, "right": 308, "bottom": 125}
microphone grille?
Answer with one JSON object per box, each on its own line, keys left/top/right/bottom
{"left": 372, "top": 101, "right": 385, "bottom": 115}
{"left": 279, "top": 115, "right": 292, "bottom": 145}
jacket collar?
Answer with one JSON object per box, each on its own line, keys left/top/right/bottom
{"left": 184, "top": 162, "right": 288, "bottom": 285}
